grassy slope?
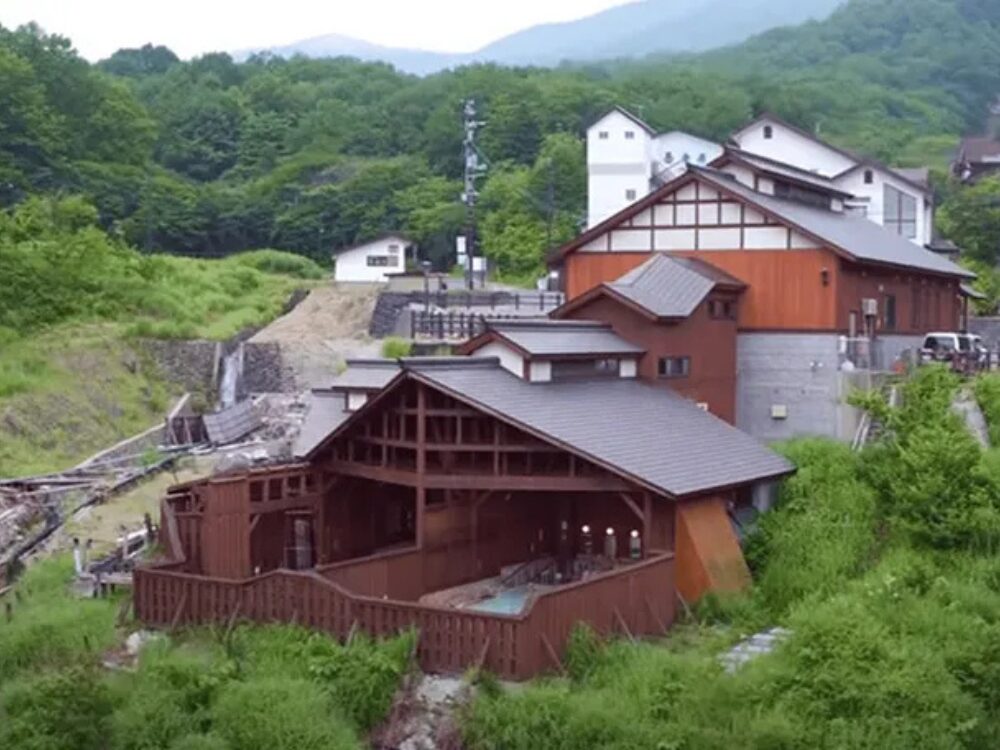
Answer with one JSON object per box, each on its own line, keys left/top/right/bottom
{"left": 0, "top": 558, "right": 413, "bottom": 750}
{"left": 0, "top": 250, "right": 323, "bottom": 478}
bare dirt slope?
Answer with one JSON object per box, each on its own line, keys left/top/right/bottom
{"left": 250, "top": 283, "right": 382, "bottom": 389}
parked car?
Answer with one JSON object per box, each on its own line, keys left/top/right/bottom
{"left": 920, "top": 332, "right": 987, "bottom": 371}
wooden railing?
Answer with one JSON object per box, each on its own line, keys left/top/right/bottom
{"left": 135, "top": 550, "right": 675, "bottom": 680}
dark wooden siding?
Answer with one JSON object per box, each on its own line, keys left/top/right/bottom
{"left": 560, "top": 293, "right": 738, "bottom": 423}
{"left": 837, "top": 260, "right": 964, "bottom": 335}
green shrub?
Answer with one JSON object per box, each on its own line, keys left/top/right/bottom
{"left": 563, "top": 623, "right": 605, "bottom": 682}
{"left": 234, "top": 250, "right": 325, "bottom": 280}
{"left": 227, "top": 624, "right": 414, "bottom": 730}
{"left": 0, "top": 668, "right": 114, "bottom": 750}
{"left": 381, "top": 337, "right": 413, "bottom": 359}
{"left": 169, "top": 734, "right": 231, "bottom": 750}
{"left": 211, "top": 677, "right": 358, "bottom": 750}
{"left": 0, "top": 557, "right": 117, "bottom": 679}
{"left": 975, "top": 373, "right": 1000, "bottom": 446}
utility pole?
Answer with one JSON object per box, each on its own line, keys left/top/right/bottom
{"left": 462, "top": 99, "right": 486, "bottom": 290}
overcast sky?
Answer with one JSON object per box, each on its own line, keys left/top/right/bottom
{"left": 0, "top": 0, "right": 633, "bottom": 61}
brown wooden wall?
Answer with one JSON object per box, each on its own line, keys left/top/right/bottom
{"left": 559, "top": 293, "right": 739, "bottom": 423}
{"left": 675, "top": 493, "right": 749, "bottom": 603}
{"left": 837, "top": 261, "right": 963, "bottom": 335}
{"left": 134, "top": 549, "right": 676, "bottom": 681}
{"left": 564, "top": 249, "right": 840, "bottom": 332}
{"left": 200, "top": 478, "right": 251, "bottom": 579}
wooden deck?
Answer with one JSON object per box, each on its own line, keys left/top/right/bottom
{"left": 135, "top": 547, "right": 675, "bottom": 680}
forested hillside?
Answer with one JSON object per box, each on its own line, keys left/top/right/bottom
{"left": 3, "top": 0, "right": 1000, "bottom": 282}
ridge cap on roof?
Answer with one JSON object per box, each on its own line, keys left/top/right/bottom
{"left": 402, "top": 356, "right": 501, "bottom": 371}
{"left": 489, "top": 319, "right": 611, "bottom": 330}
{"left": 344, "top": 358, "right": 401, "bottom": 368}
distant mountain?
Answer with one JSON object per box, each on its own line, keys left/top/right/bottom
{"left": 243, "top": 0, "right": 847, "bottom": 74}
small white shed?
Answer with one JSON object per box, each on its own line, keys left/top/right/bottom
{"left": 333, "top": 233, "right": 413, "bottom": 283}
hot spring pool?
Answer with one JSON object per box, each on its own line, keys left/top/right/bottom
{"left": 466, "top": 586, "right": 532, "bottom": 615}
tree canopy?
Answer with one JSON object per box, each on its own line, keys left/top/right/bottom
{"left": 1, "top": 0, "right": 1000, "bottom": 279}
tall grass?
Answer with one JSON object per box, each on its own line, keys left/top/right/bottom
{"left": 0, "top": 559, "right": 413, "bottom": 750}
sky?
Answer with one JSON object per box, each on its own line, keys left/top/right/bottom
{"left": 0, "top": 0, "right": 634, "bottom": 61}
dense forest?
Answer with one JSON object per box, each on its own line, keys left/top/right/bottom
{"left": 3, "top": 0, "right": 1000, "bottom": 282}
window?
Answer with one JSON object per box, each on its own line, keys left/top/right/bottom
{"left": 884, "top": 185, "right": 918, "bottom": 239}
{"left": 387, "top": 243, "right": 400, "bottom": 254}
{"left": 884, "top": 294, "right": 897, "bottom": 331}
{"left": 774, "top": 180, "right": 831, "bottom": 209}
{"left": 551, "top": 358, "right": 620, "bottom": 381}
{"left": 664, "top": 151, "right": 674, "bottom": 163}
{"left": 625, "top": 130, "right": 635, "bottom": 140}
{"left": 697, "top": 152, "right": 707, "bottom": 163}
{"left": 658, "top": 356, "right": 691, "bottom": 379}
{"left": 598, "top": 131, "right": 609, "bottom": 140}
{"left": 625, "top": 189, "right": 637, "bottom": 201}
{"left": 763, "top": 125, "right": 774, "bottom": 139}
{"left": 863, "top": 169, "right": 874, "bottom": 185}
{"left": 366, "top": 255, "right": 390, "bottom": 267}
{"left": 709, "top": 299, "right": 736, "bottom": 320}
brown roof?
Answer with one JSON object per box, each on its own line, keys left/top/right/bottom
{"left": 957, "top": 137, "right": 1000, "bottom": 164}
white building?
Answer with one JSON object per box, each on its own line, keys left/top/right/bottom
{"left": 729, "top": 114, "right": 934, "bottom": 246}
{"left": 586, "top": 107, "right": 722, "bottom": 228}
{"left": 332, "top": 233, "right": 413, "bottom": 283}
{"left": 587, "top": 108, "right": 936, "bottom": 249}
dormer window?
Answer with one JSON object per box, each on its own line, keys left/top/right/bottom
{"left": 864, "top": 169, "right": 874, "bottom": 185}
{"left": 763, "top": 125, "right": 774, "bottom": 139}
{"left": 697, "top": 153, "right": 707, "bottom": 163}
{"left": 665, "top": 151, "right": 674, "bottom": 163}
{"left": 625, "top": 131, "right": 635, "bottom": 140}
{"left": 598, "top": 131, "right": 609, "bottom": 140}
{"left": 551, "top": 358, "right": 621, "bottom": 381}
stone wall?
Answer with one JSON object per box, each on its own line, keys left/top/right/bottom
{"left": 369, "top": 292, "right": 414, "bottom": 338}
{"left": 139, "top": 339, "right": 219, "bottom": 396}
{"left": 243, "top": 342, "right": 296, "bottom": 393}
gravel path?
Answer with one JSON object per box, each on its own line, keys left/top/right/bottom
{"left": 251, "top": 283, "right": 382, "bottom": 389}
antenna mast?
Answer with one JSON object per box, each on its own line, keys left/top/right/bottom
{"left": 462, "top": 99, "right": 486, "bottom": 290}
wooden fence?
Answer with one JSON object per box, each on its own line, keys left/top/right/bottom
{"left": 134, "top": 549, "right": 675, "bottom": 680}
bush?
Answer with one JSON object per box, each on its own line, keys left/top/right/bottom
{"left": 0, "top": 557, "right": 117, "bottom": 678}
{"left": 0, "top": 668, "right": 114, "bottom": 750}
{"left": 975, "top": 373, "right": 1000, "bottom": 446}
{"left": 211, "top": 677, "right": 358, "bottom": 750}
{"left": 234, "top": 249, "right": 325, "bottom": 280}
{"left": 228, "top": 624, "right": 415, "bottom": 731}
{"left": 381, "top": 337, "right": 413, "bottom": 359}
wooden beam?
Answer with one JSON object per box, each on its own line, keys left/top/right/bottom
{"left": 249, "top": 493, "right": 321, "bottom": 516}
{"left": 540, "top": 634, "right": 566, "bottom": 675}
{"left": 617, "top": 492, "right": 645, "bottom": 523}
{"left": 613, "top": 607, "right": 636, "bottom": 643}
{"left": 327, "top": 460, "right": 632, "bottom": 492}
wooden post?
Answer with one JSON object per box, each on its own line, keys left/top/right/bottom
{"left": 643, "top": 492, "right": 653, "bottom": 559}
{"left": 540, "top": 634, "right": 565, "bottom": 675}
{"left": 416, "top": 384, "right": 426, "bottom": 549}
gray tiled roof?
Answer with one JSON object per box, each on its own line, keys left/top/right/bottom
{"left": 203, "top": 400, "right": 262, "bottom": 445}
{"left": 294, "top": 391, "right": 350, "bottom": 458}
{"left": 488, "top": 320, "right": 644, "bottom": 357}
{"left": 691, "top": 167, "right": 973, "bottom": 278}
{"left": 407, "top": 360, "right": 793, "bottom": 498}
{"left": 330, "top": 359, "right": 401, "bottom": 390}
{"left": 607, "top": 254, "right": 744, "bottom": 319}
